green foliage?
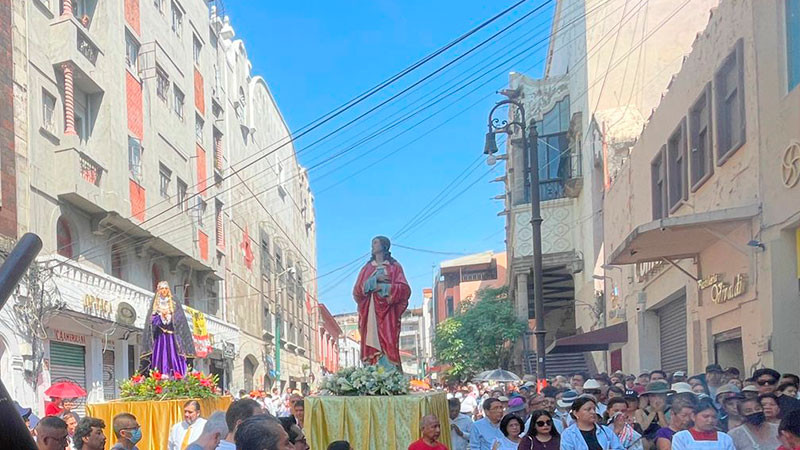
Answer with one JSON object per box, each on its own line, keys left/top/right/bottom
{"left": 433, "top": 286, "right": 526, "bottom": 381}
{"left": 119, "top": 369, "right": 219, "bottom": 401}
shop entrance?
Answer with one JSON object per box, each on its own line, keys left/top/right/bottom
{"left": 714, "top": 328, "right": 744, "bottom": 375}
{"left": 657, "top": 295, "right": 687, "bottom": 373}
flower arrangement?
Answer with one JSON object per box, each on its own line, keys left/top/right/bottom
{"left": 119, "top": 370, "right": 219, "bottom": 401}
{"left": 320, "top": 365, "right": 409, "bottom": 396}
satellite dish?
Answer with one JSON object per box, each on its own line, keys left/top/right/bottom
{"left": 117, "top": 302, "right": 137, "bottom": 326}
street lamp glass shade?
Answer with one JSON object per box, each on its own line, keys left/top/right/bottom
{"left": 484, "top": 131, "right": 499, "bottom": 155}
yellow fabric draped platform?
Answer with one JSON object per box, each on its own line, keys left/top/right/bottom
{"left": 306, "top": 392, "right": 451, "bottom": 450}
{"left": 86, "top": 397, "right": 232, "bottom": 450}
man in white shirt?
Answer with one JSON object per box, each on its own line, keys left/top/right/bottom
{"left": 168, "top": 400, "right": 207, "bottom": 450}
{"left": 216, "top": 398, "right": 262, "bottom": 450}
{"left": 448, "top": 398, "right": 472, "bottom": 450}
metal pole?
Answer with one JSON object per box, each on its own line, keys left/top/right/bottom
{"left": 527, "top": 124, "right": 547, "bottom": 383}
{"left": 0, "top": 233, "right": 43, "bottom": 450}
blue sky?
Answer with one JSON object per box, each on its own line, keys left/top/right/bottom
{"left": 223, "top": 1, "right": 554, "bottom": 313}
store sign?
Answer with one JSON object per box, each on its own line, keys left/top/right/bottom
{"left": 699, "top": 273, "right": 747, "bottom": 304}
{"left": 184, "top": 305, "right": 211, "bottom": 358}
{"left": 83, "top": 294, "right": 113, "bottom": 319}
{"left": 636, "top": 260, "right": 666, "bottom": 283}
{"left": 52, "top": 329, "right": 86, "bottom": 345}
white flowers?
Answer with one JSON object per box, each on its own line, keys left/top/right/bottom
{"left": 320, "top": 365, "right": 409, "bottom": 396}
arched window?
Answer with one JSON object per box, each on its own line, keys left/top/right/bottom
{"left": 238, "top": 87, "right": 247, "bottom": 123}
{"left": 111, "top": 244, "right": 124, "bottom": 280}
{"left": 56, "top": 217, "right": 74, "bottom": 258}
{"left": 151, "top": 264, "right": 162, "bottom": 292}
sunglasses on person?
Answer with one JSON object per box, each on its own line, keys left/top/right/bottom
{"left": 536, "top": 420, "right": 553, "bottom": 427}
{"left": 757, "top": 379, "right": 777, "bottom": 386}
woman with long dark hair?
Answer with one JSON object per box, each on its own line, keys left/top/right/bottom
{"left": 518, "top": 410, "right": 560, "bottom": 450}
{"left": 561, "top": 397, "right": 624, "bottom": 449}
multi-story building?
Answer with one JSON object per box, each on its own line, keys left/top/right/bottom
{"left": 318, "top": 304, "right": 341, "bottom": 375}
{"left": 400, "top": 308, "right": 426, "bottom": 377}
{"left": 498, "top": 0, "right": 720, "bottom": 376}
{"left": 0, "top": 0, "right": 316, "bottom": 412}
{"left": 432, "top": 251, "right": 506, "bottom": 325}
{"left": 337, "top": 336, "right": 361, "bottom": 370}
{"left": 603, "top": 0, "right": 800, "bottom": 374}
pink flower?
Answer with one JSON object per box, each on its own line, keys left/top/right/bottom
{"left": 173, "top": 371, "right": 183, "bottom": 381}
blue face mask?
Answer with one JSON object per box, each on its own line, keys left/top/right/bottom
{"left": 127, "top": 428, "right": 142, "bottom": 444}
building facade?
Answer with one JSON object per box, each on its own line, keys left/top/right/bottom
{"left": 318, "top": 304, "right": 341, "bottom": 375}
{"left": 337, "top": 336, "right": 361, "bottom": 370}
{"left": 500, "top": 0, "right": 720, "bottom": 376}
{"left": 433, "top": 251, "right": 506, "bottom": 325}
{"left": 0, "top": 0, "right": 317, "bottom": 413}
{"left": 604, "top": 0, "right": 800, "bottom": 375}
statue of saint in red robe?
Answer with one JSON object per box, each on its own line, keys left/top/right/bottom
{"left": 353, "top": 236, "right": 411, "bottom": 370}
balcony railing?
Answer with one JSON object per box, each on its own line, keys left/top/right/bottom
{"left": 525, "top": 152, "right": 583, "bottom": 202}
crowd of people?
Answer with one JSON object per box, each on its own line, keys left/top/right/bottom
{"left": 15, "top": 364, "right": 800, "bottom": 449}
{"left": 16, "top": 388, "right": 344, "bottom": 450}
{"left": 442, "top": 365, "right": 800, "bottom": 450}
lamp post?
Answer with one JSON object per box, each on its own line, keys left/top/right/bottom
{"left": 485, "top": 99, "right": 547, "bottom": 383}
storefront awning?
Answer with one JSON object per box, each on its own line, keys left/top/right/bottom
{"left": 546, "top": 322, "right": 628, "bottom": 354}
{"left": 607, "top": 204, "right": 760, "bottom": 265}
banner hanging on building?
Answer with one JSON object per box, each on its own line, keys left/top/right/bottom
{"left": 184, "top": 306, "right": 211, "bottom": 358}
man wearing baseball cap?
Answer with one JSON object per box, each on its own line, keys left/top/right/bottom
{"left": 754, "top": 368, "right": 800, "bottom": 418}
{"left": 704, "top": 364, "right": 725, "bottom": 402}
{"left": 553, "top": 390, "right": 578, "bottom": 434}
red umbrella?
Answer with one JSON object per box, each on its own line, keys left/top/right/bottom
{"left": 45, "top": 381, "right": 87, "bottom": 398}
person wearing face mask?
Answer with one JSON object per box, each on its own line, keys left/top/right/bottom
{"left": 111, "top": 413, "right": 142, "bottom": 450}
{"left": 727, "top": 397, "right": 781, "bottom": 449}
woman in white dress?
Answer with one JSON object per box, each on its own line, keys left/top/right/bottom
{"left": 672, "top": 399, "right": 735, "bottom": 450}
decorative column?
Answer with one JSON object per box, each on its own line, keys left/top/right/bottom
{"left": 62, "top": 0, "right": 73, "bottom": 17}
{"left": 62, "top": 63, "right": 78, "bottom": 136}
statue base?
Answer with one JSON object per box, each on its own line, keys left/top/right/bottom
{"left": 305, "top": 392, "right": 450, "bottom": 450}
{"left": 87, "top": 397, "right": 232, "bottom": 450}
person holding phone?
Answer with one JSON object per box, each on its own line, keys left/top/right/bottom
{"left": 604, "top": 398, "right": 643, "bottom": 450}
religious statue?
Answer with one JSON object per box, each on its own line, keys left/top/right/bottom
{"left": 140, "top": 281, "right": 195, "bottom": 376}
{"left": 353, "top": 236, "right": 411, "bottom": 370}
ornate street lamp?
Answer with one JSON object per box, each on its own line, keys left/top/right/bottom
{"left": 485, "top": 99, "right": 547, "bottom": 383}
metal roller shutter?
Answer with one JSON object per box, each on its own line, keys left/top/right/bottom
{"left": 50, "top": 342, "right": 87, "bottom": 416}
{"left": 658, "top": 297, "right": 687, "bottom": 373}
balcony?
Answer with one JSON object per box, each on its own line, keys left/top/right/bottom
{"left": 50, "top": 141, "right": 120, "bottom": 215}
{"left": 50, "top": 15, "right": 103, "bottom": 84}
{"left": 526, "top": 151, "right": 583, "bottom": 203}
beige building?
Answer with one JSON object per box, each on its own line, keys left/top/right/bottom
{"left": 0, "top": 0, "right": 316, "bottom": 412}
{"left": 603, "top": 0, "right": 800, "bottom": 375}
{"left": 500, "top": 0, "right": 719, "bottom": 376}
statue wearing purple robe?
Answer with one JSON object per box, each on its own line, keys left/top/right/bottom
{"left": 139, "top": 281, "right": 195, "bottom": 376}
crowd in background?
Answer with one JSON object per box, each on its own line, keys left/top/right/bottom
{"left": 444, "top": 365, "right": 800, "bottom": 450}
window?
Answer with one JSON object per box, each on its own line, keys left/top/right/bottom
{"left": 260, "top": 234, "right": 271, "bottom": 276}
{"left": 196, "top": 198, "right": 206, "bottom": 226}
{"left": 215, "top": 200, "right": 224, "bottom": 248}
{"left": 213, "top": 129, "right": 223, "bottom": 171}
{"left": 125, "top": 31, "right": 140, "bottom": 72}
{"left": 275, "top": 244, "right": 283, "bottom": 277}
{"left": 689, "top": 84, "right": 713, "bottom": 190}
{"left": 787, "top": 0, "right": 800, "bottom": 90}
{"left": 195, "top": 114, "right": 204, "bottom": 144}
{"left": 193, "top": 35, "right": 202, "bottom": 66}
{"left": 296, "top": 269, "right": 304, "bottom": 302}
{"left": 173, "top": 85, "right": 185, "bottom": 120}
{"left": 128, "top": 136, "right": 143, "bottom": 181}
{"left": 111, "top": 244, "right": 124, "bottom": 280}
{"left": 667, "top": 119, "right": 688, "bottom": 212}
{"left": 159, "top": 164, "right": 171, "bottom": 199}
{"left": 530, "top": 96, "right": 571, "bottom": 201}
{"left": 446, "top": 296, "right": 454, "bottom": 317}
{"left": 171, "top": 1, "right": 183, "bottom": 37}
{"left": 154, "top": 0, "right": 165, "bottom": 14}
{"left": 74, "top": 89, "right": 93, "bottom": 142}
{"left": 236, "top": 87, "right": 246, "bottom": 123}
{"left": 715, "top": 39, "right": 746, "bottom": 163}
{"left": 42, "top": 89, "right": 56, "bottom": 133}
{"left": 651, "top": 147, "right": 668, "bottom": 220}
{"left": 156, "top": 66, "right": 169, "bottom": 103}
{"left": 177, "top": 178, "right": 188, "bottom": 212}
{"left": 56, "top": 217, "right": 74, "bottom": 258}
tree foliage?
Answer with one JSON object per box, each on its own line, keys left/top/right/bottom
{"left": 433, "top": 286, "right": 526, "bottom": 381}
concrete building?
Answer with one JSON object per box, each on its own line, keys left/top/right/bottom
{"left": 0, "top": 0, "right": 316, "bottom": 412}
{"left": 337, "top": 336, "right": 361, "bottom": 370}
{"left": 400, "top": 308, "right": 425, "bottom": 377}
{"left": 318, "top": 304, "right": 341, "bottom": 375}
{"left": 433, "top": 251, "right": 506, "bottom": 324}
{"left": 603, "top": 0, "right": 800, "bottom": 375}
{"left": 498, "top": 0, "right": 720, "bottom": 376}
